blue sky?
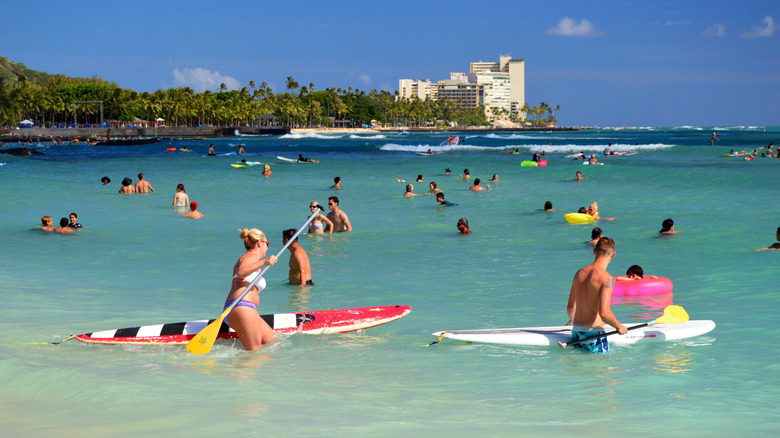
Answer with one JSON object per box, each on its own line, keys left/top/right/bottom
{"left": 1, "top": 0, "right": 778, "bottom": 126}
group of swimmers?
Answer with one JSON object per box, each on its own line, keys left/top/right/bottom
{"left": 728, "top": 143, "right": 777, "bottom": 160}
{"left": 116, "top": 173, "right": 155, "bottom": 194}
{"left": 40, "top": 213, "right": 81, "bottom": 234}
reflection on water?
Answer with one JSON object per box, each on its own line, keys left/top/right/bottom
{"left": 287, "top": 283, "right": 312, "bottom": 312}
{"left": 650, "top": 346, "right": 694, "bottom": 373}
{"left": 614, "top": 292, "right": 674, "bottom": 318}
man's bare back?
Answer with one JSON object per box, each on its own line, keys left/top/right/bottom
{"left": 135, "top": 180, "right": 154, "bottom": 193}
{"left": 566, "top": 237, "right": 626, "bottom": 333}
{"left": 288, "top": 245, "right": 312, "bottom": 284}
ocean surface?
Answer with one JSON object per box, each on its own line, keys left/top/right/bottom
{"left": 1, "top": 127, "right": 778, "bottom": 437}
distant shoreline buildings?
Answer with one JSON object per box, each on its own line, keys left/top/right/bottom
{"left": 398, "top": 55, "right": 525, "bottom": 121}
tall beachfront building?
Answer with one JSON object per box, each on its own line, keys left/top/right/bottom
{"left": 397, "top": 55, "right": 525, "bottom": 120}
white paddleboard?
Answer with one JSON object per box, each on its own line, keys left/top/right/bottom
{"left": 432, "top": 320, "right": 715, "bottom": 346}
{"left": 277, "top": 156, "right": 316, "bottom": 163}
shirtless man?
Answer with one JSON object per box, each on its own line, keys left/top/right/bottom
{"left": 585, "top": 227, "right": 602, "bottom": 246}
{"left": 135, "top": 173, "right": 155, "bottom": 193}
{"left": 183, "top": 201, "right": 204, "bottom": 219}
{"left": 470, "top": 178, "right": 489, "bottom": 191}
{"left": 326, "top": 196, "right": 352, "bottom": 232}
{"left": 53, "top": 217, "right": 75, "bottom": 234}
{"left": 283, "top": 228, "right": 312, "bottom": 285}
{"left": 331, "top": 176, "right": 341, "bottom": 189}
{"left": 565, "top": 237, "right": 627, "bottom": 353}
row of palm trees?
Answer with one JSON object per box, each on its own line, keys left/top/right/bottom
{"left": 0, "top": 74, "right": 558, "bottom": 129}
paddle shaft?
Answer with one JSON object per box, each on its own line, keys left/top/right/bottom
{"left": 561, "top": 322, "right": 652, "bottom": 348}
{"left": 224, "top": 206, "right": 324, "bottom": 314}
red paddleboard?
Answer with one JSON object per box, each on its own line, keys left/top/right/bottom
{"left": 75, "top": 305, "right": 411, "bottom": 345}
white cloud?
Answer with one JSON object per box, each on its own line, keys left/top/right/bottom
{"left": 742, "top": 16, "right": 776, "bottom": 38}
{"left": 357, "top": 74, "right": 372, "bottom": 86}
{"left": 665, "top": 20, "right": 693, "bottom": 26}
{"left": 703, "top": 24, "right": 726, "bottom": 37}
{"left": 546, "top": 17, "right": 605, "bottom": 37}
{"left": 171, "top": 67, "right": 240, "bottom": 92}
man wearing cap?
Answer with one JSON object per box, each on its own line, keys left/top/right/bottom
{"left": 183, "top": 201, "right": 204, "bottom": 219}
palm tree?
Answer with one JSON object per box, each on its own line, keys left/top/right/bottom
{"left": 285, "top": 76, "right": 299, "bottom": 94}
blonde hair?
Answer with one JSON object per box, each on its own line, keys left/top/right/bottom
{"left": 310, "top": 200, "right": 320, "bottom": 208}
{"left": 239, "top": 228, "right": 266, "bottom": 250}
{"left": 41, "top": 215, "right": 52, "bottom": 226}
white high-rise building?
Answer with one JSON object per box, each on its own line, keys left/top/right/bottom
{"left": 398, "top": 79, "right": 436, "bottom": 101}
{"left": 398, "top": 55, "right": 525, "bottom": 120}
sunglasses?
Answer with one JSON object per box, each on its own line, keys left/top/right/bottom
{"left": 328, "top": 202, "right": 335, "bottom": 205}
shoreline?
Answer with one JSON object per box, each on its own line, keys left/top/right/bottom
{"left": 1, "top": 125, "right": 584, "bottom": 142}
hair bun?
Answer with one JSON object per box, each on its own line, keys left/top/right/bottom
{"left": 239, "top": 228, "right": 249, "bottom": 239}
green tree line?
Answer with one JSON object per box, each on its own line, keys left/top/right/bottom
{"left": 0, "top": 74, "right": 558, "bottom": 128}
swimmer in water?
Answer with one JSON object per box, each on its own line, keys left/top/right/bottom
{"left": 659, "top": 218, "right": 677, "bottom": 235}
{"left": 457, "top": 218, "right": 471, "bottom": 235}
{"left": 183, "top": 201, "right": 204, "bottom": 219}
{"left": 403, "top": 184, "right": 424, "bottom": 197}
{"left": 755, "top": 227, "right": 780, "bottom": 251}
{"left": 469, "top": 178, "right": 489, "bottom": 191}
{"left": 586, "top": 227, "right": 602, "bottom": 246}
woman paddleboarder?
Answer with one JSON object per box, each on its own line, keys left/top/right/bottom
{"left": 225, "top": 228, "right": 278, "bottom": 350}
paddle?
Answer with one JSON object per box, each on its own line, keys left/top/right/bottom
{"left": 557, "top": 305, "right": 689, "bottom": 349}
{"left": 186, "top": 205, "right": 325, "bottom": 355}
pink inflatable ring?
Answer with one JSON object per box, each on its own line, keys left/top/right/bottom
{"left": 613, "top": 276, "right": 673, "bottom": 296}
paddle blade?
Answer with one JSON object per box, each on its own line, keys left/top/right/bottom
{"left": 187, "top": 312, "right": 228, "bottom": 355}
{"left": 655, "top": 305, "right": 689, "bottom": 324}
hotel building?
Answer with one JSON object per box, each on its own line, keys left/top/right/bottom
{"left": 398, "top": 55, "right": 525, "bottom": 120}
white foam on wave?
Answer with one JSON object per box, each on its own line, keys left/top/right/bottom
{"left": 349, "top": 134, "right": 387, "bottom": 139}
{"left": 280, "top": 133, "right": 343, "bottom": 140}
{"left": 381, "top": 142, "right": 675, "bottom": 154}
{"left": 485, "top": 133, "right": 538, "bottom": 140}
{"left": 529, "top": 143, "right": 675, "bottom": 153}
{"left": 380, "top": 143, "right": 504, "bottom": 153}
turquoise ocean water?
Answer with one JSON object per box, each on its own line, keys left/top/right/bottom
{"left": 1, "top": 127, "right": 778, "bottom": 437}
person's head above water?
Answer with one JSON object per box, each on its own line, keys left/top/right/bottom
{"left": 661, "top": 218, "right": 674, "bottom": 232}
{"left": 591, "top": 227, "right": 602, "bottom": 240}
{"left": 626, "top": 265, "right": 644, "bottom": 279}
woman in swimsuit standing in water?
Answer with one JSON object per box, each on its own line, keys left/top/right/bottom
{"left": 307, "top": 201, "right": 333, "bottom": 234}
{"left": 172, "top": 183, "right": 189, "bottom": 207}
{"left": 225, "top": 228, "right": 278, "bottom": 351}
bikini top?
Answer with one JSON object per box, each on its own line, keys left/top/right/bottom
{"left": 234, "top": 271, "right": 266, "bottom": 291}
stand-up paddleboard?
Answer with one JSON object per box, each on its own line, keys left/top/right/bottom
{"left": 74, "top": 305, "right": 411, "bottom": 345}
{"left": 431, "top": 320, "right": 715, "bottom": 346}
{"left": 564, "top": 213, "right": 595, "bottom": 224}
{"left": 614, "top": 276, "right": 673, "bottom": 296}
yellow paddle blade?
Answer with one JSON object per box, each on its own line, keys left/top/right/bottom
{"left": 655, "top": 305, "right": 689, "bottom": 324}
{"left": 187, "top": 311, "right": 229, "bottom": 355}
